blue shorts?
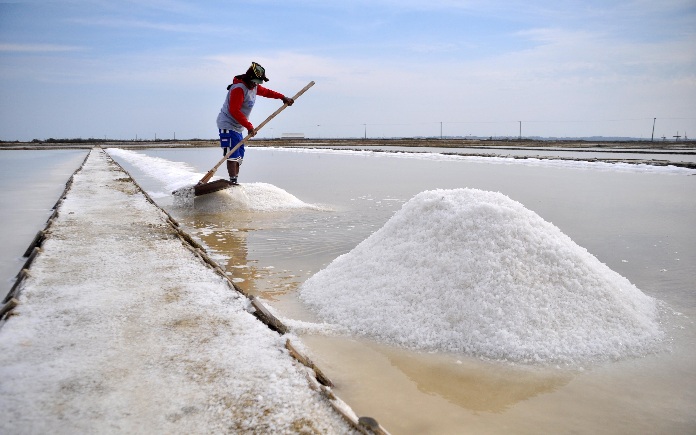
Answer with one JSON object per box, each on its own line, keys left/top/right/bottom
{"left": 219, "top": 129, "right": 245, "bottom": 163}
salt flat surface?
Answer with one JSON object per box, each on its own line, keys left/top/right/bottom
{"left": 300, "top": 188, "right": 666, "bottom": 365}
{"left": 0, "top": 149, "right": 352, "bottom": 434}
{"left": 256, "top": 146, "right": 696, "bottom": 174}
{"left": 107, "top": 148, "right": 319, "bottom": 211}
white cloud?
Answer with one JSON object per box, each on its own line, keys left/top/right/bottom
{"left": 0, "top": 43, "right": 85, "bottom": 53}
{"left": 67, "top": 17, "right": 227, "bottom": 34}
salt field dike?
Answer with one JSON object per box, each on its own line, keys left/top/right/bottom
{"left": 0, "top": 148, "right": 373, "bottom": 434}
{"left": 1, "top": 139, "right": 695, "bottom": 434}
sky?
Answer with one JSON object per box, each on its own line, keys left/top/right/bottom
{"left": 0, "top": 0, "right": 695, "bottom": 141}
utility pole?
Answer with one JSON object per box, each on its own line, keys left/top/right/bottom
{"left": 363, "top": 124, "right": 367, "bottom": 139}
{"left": 651, "top": 118, "right": 656, "bottom": 142}
{"left": 440, "top": 122, "right": 443, "bottom": 139}
{"left": 519, "top": 121, "right": 522, "bottom": 140}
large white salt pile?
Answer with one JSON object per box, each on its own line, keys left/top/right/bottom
{"left": 300, "top": 188, "right": 665, "bottom": 364}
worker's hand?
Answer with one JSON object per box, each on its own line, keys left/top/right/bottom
{"left": 248, "top": 128, "right": 256, "bottom": 137}
{"left": 282, "top": 97, "right": 294, "bottom": 106}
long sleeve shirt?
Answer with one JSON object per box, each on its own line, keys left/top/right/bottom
{"left": 216, "top": 77, "right": 285, "bottom": 133}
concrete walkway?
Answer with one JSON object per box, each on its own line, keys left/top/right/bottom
{"left": 0, "top": 148, "right": 357, "bottom": 434}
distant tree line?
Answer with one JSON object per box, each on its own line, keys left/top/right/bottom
{"left": 27, "top": 138, "right": 212, "bottom": 143}
{"left": 31, "top": 138, "right": 109, "bottom": 143}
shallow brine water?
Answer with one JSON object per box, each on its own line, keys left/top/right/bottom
{"left": 3, "top": 146, "right": 695, "bottom": 433}
{"left": 0, "top": 150, "right": 89, "bottom": 296}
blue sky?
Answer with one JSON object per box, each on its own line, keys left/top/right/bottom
{"left": 1, "top": 0, "right": 694, "bottom": 141}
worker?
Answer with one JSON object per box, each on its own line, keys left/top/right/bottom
{"left": 216, "top": 62, "right": 294, "bottom": 185}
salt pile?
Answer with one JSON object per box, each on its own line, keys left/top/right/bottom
{"left": 107, "top": 147, "right": 201, "bottom": 192}
{"left": 106, "top": 148, "right": 318, "bottom": 211}
{"left": 300, "top": 188, "right": 665, "bottom": 364}
{"left": 193, "top": 182, "right": 322, "bottom": 212}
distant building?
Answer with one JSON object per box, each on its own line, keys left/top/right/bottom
{"left": 281, "top": 133, "right": 305, "bottom": 139}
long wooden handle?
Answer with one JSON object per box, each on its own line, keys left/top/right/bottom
{"left": 198, "top": 80, "right": 316, "bottom": 185}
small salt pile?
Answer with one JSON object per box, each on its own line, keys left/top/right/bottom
{"left": 106, "top": 148, "right": 319, "bottom": 211}
{"left": 300, "top": 188, "right": 664, "bottom": 364}
{"left": 193, "top": 182, "right": 322, "bottom": 212}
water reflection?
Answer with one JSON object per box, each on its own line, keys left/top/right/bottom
{"left": 0, "top": 150, "right": 88, "bottom": 297}
{"left": 183, "top": 213, "right": 270, "bottom": 298}
{"left": 300, "top": 333, "right": 577, "bottom": 435}
{"left": 180, "top": 205, "right": 338, "bottom": 301}
{"left": 381, "top": 347, "right": 572, "bottom": 413}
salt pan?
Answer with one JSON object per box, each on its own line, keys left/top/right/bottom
{"left": 300, "top": 188, "right": 665, "bottom": 364}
